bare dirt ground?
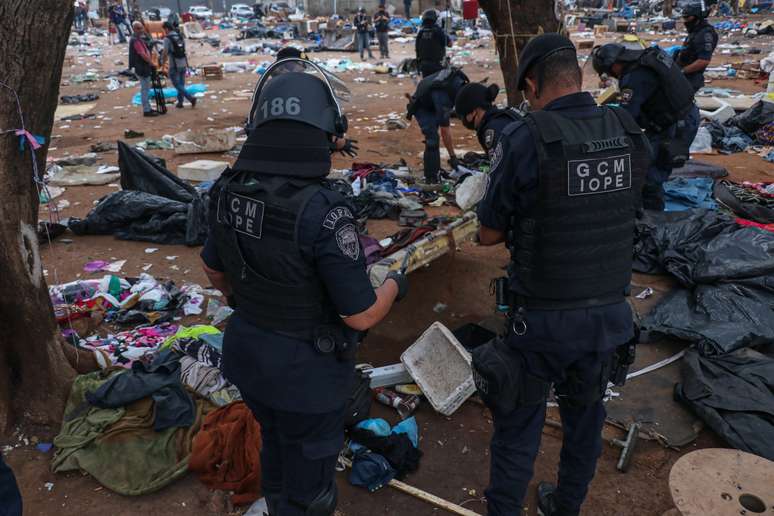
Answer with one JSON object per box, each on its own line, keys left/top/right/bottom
{"left": 4, "top": 16, "right": 773, "bottom": 516}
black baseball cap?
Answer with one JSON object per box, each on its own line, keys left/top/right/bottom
{"left": 515, "top": 33, "right": 576, "bottom": 91}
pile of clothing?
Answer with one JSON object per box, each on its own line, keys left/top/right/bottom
{"left": 701, "top": 100, "right": 774, "bottom": 154}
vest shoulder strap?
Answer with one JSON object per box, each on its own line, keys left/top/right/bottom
{"left": 525, "top": 110, "right": 563, "bottom": 144}
{"left": 607, "top": 106, "right": 644, "bottom": 136}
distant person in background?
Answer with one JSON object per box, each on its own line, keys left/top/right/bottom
{"left": 73, "top": 1, "right": 87, "bottom": 32}
{"left": 109, "top": 0, "right": 132, "bottom": 43}
{"left": 354, "top": 7, "right": 373, "bottom": 61}
{"left": 373, "top": 4, "right": 391, "bottom": 59}
{"left": 129, "top": 21, "right": 158, "bottom": 117}
{"left": 253, "top": 2, "right": 264, "bottom": 19}
{"left": 0, "top": 454, "right": 22, "bottom": 516}
{"left": 404, "top": 0, "right": 412, "bottom": 19}
{"left": 162, "top": 21, "right": 197, "bottom": 109}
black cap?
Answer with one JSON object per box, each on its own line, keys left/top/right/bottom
{"left": 276, "top": 46, "right": 304, "bottom": 60}
{"left": 455, "top": 83, "right": 499, "bottom": 118}
{"left": 515, "top": 33, "right": 576, "bottom": 91}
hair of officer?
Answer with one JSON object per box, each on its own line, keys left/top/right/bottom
{"left": 528, "top": 49, "right": 582, "bottom": 94}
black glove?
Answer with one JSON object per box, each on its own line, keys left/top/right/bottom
{"left": 448, "top": 156, "right": 460, "bottom": 171}
{"left": 386, "top": 271, "right": 408, "bottom": 302}
{"left": 339, "top": 139, "right": 359, "bottom": 158}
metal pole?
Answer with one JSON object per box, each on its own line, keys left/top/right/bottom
{"left": 176, "top": 0, "right": 182, "bottom": 15}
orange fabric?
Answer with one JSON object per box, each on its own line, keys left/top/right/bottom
{"left": 189, "top": 401, "right": 262, "bottom": 505}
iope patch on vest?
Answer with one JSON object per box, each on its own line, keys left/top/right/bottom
{"left": 336, "top": 223, "right": 360, "bottom": 261}
{"left": 218, "top": 192, "right": 265, "bottom": 239}
{"left": 323, "top": 206, "right": 354, "bottom": 230}
{"left": 567, "top": 154, "right": 632, "bottom": 196}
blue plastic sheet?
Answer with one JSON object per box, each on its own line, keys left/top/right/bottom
{"left": 663, "top": 177, "right": 718, "bottom": 212}
{"left": 131, "top": 83, "right": 208, "bottom": 105}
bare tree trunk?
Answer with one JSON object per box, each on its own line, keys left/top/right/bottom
{"left": 479, "top": 0, "right": 562, "bottom": 106}
{"left": 0, "top": 0, "right": 77, "bottom": 433}
{"left": 664, "top": 0, "right": 673, "bottom": 17}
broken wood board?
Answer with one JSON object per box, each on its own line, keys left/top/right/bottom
{"left": 368, "top": 212, "right": 478, "bottom": 287}
{"left": 55, "top": 102, "right": 96, "bottom": 121}
{"left": 696, "top": 95, "right": 757, "bottom": 112}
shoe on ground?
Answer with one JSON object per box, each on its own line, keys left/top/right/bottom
{"left": 537, "top": 482, "right": 559, "bottom": 516}
{"left": 176, "top": 102, "right": 183, "bottom": 108}
{"left": 190, "top": 97, "right": 197, "bottom": 108}
{"left": 143, "top": 111, "right": 159, "bottom": 117}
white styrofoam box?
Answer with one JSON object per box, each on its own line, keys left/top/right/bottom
{"left": 401, "top": 322, "right": 475, "bottom": 416}
{"left": 177, "top": 160, "right": 228, "bottom": 182}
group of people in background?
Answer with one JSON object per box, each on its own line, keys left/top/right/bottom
{"left": 353, "top": 4, "right": 392, "bottom": 60}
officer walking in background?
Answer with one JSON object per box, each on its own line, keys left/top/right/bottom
{"left": 406, "top": 66, "right": 469, "bottom": 183}
{"left": 161, "top": 21, "right": 197, "bottom": 109}
{"left": 454, "top": 82, "right": 522, "bottom": 157}
{"left": 471, "top": 34, "right": 648, "bottom": 516}
{"left": 415, "top": 9, "right": 451, "bottom": 77}
{"left": 200, "top": 61, "right": 407, "bottom": 516}
{"left": 676, "top": 3, "right": 718, "bottom": 92}
{"left": 592, "top": 43, "right": 697, "bottom": 210}
{"left": 373, "top": 4, "right": 391, "bottom": 59}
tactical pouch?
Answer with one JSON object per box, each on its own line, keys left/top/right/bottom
{"left": 609, "top": 327, "right": 639, "bottom": 386}
{"left": 471, "top": 337, "right": 549, "bottom": 415}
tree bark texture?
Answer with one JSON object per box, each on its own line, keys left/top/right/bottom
{"left": 479, "top": 0, "right": 562, "bottom": 106}
{"left": 0, "top": 0, "right": 76, "bottom": 433}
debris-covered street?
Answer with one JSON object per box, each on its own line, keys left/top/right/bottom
{"left": 1, "top": 1, "right": 774, "bottom": 515}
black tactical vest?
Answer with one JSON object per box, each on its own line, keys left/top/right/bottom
{"left": 635, "top": 47, "right": 695, "bottom": 133}
{"left": 416, "top": 26, "right": 445, "bottom": 64}
{"left": 510, "top": 107, "right": 648, "bottom": 309}
{"left": 210, "top": 170, "right": 335, "bottom": 337}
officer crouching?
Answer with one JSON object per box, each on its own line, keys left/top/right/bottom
{"left": 200, "top": 64, "right": 407, "bottom": 516}
{"left": 592, "top": 43, "right": 698, "bottom": 211}
{"left": 471, "top": 34, "right": 647, "bottom": 516}
{"left": 454, "top": 82, "right": 522, "bottom": 158}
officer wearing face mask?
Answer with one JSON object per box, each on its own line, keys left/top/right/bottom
{"left": 676, "top": 3, "right": 718, "bottom": 92}
{"left": 592, "top": 43, "right": 697, "bottom": 210}
{"left": 454, "top": 82, "right": 522, "bottom": 157}
{"left": 200, "top": 63, "right": 407, "bottom": 516}
{"left": 471, "top": 34, "right": 648, "bottom": 516}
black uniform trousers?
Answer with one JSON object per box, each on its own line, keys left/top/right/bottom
{"left": 241, "top": 392, "right": 345, "bottom": 515}
{"left": 486, "top": 344, "right": 614, "bottom": 516}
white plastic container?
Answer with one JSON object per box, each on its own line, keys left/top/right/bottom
{"left": 401, "top": 322, "right": 475, "bottom": 416}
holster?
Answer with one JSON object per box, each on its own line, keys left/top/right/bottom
{"left": 609, "top": 326, "right": 639, "bottom": 386}
{"left": 314, "top": 324, "right": 364, "bottom": 362}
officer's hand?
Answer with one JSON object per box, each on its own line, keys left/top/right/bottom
{"left": 448, "top": 156, "right": 460, "bottom": 171}
{"left": 386, "top": 271, "right": 408, "bottom": 302}
{"left": 339, "top": 139, "right": 359, "bottom": 158}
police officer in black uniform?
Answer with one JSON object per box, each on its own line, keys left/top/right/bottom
{"left": 415, "top": 9, "right": 451, "bottom": 77}
{"left": 676, "top": 3, "right": 719, "bottom": 93}
{"left": 592, "top": 43, "right": 697, "bottom": 210}
{"left": 406, "top": 66, "right": 469, "bottom": 183}
{"left": 200, "top": 61, "right": 407, "bottom": 516}
{"left": 454, "top": 82, "right": 522, "bottom": 157}
{"left": 471, "top": 34, "right": 648, "bottom": 516}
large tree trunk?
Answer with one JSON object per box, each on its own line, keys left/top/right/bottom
{"left": 479, "top": 0, "right": 562, "bottom": 106}
{"left": 0, "top": 0, "right": 77, "bottom": 433}
{"left": 663, "top": 0, "right": 673, "bottom": 17}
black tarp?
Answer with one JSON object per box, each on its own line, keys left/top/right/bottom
{"left": 635, "top": 210, "right": 774, "bottom": 355}
{"left": 675, "top": 348, "right": 774, "bottom": 460}
{"left": 69, "top": 142, "right": 208, "bottom": 245}
{"left": 714, "top": 180, "right": 774, "bottom": 225}
{"left": 670, "top": 160, "right": 728, "bottom": 179}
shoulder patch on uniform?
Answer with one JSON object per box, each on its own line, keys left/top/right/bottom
{"left": 620, "top": 88, "right": 634, "bottom": 104}
{"left": 335, "top": 223, "right": 360, "bottom": 261}
{"left": 484, "top": 128, "right": 495, "bottom": 149}
{"left": 490, "top": 140, "right": 504, "bottom": 170}
{"left": 322, "top": 206, "right": 354, "bottom": 230}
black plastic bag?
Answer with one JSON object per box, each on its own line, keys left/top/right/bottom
{"left": 675, "top": 348, "right": 774, "bottom": 460}
{"left": 730, "top": 100, "right": 774, "bottom": 135}
{"left": 118, "top": 141, "right": 196, "bottom": 202}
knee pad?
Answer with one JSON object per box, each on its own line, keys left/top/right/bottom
{"left": 305, "top": 481, "right": 337, "bottom": 516}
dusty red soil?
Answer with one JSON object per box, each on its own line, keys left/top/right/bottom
{"left": 4, "top": 16, "right": 772, "bottom": 516}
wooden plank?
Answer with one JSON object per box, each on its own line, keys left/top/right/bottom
{"left": 368, "top": 212, "right": 479, "bottom": 287}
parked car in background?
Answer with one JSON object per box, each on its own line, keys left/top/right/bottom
{"left": 230, "top": 3, "right": 254, "bottom": 17}
{"left": 143, "top": 7, "right": 172, "bottom": 21}
{"left": 188, "top": 5, "right": 213, "bottom": 19}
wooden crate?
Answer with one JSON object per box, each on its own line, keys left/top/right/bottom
{"left": 202, "top": 65, "right": 223, "bottom": 80}
{"left": 368, "top": 212, "right": 479, "bottom": 287}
